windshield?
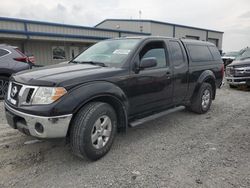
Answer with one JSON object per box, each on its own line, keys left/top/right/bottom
{"left": 224, "top": 51, "right": 239, "bottom": 57}
{"left": 235, "top": 48, "right": 250, "bottom": 60}
{"left": 73, "top": 39, "right": 140, "bottom": 67}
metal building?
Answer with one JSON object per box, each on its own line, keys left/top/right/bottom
{"left": 0, "top": 17, "right": 150, "bottom": 65}
{"left": 95, "top": 19, "right": 223, "bottom": 50}
{"left": 0, "top": 17, "right": 223, "bottom": 66}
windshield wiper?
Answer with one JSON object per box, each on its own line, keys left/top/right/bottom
{"left": 69, "top": 60, "right": 79, "bottom": 64}
{"left": 69, "top": 60, "right": 107, "bottom": 67}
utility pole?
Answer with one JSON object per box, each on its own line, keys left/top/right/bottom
{"left": 139, "top": 10, "right": 143, "bottom": 32}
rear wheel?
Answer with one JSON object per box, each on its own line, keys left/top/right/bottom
{"left": 70, "top": 102, "right": 117, "bottom": 160}
{"left": 0, "top": 76, "right": 9, "bottom": 100}
{"left": 187, "top": 83, "right": 213, "bottom": 114}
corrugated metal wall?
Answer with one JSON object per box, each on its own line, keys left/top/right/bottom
{"left": 0, "top": 17, "right": 223, "bottom": 65}
{"left": 96, "top": 20, "right": 151, "bottom": 33}
{"left": 175, "top": 26, "right": 207, "bottom": 40}
{"left": 150, "top": 23, "right": 174, "bottom": 36}
{"left": 0, "top": 20, "right": 24, "bottom": 30}
{"left": 0, "top": 18, "right": 149, "bottom": 65}
{"left": 27, "top": 24, "right": 118, "bottom": 38}
{"left": 96, "top": 20, "right": 224, "bottom": 50}
{"left": 23, "top": 41, "right": 90, "bottom": 65}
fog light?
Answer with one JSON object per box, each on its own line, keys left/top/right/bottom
{"left": 35, "top": 123, "right": 44, "bottom": 133}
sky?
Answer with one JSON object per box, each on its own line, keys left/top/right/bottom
{"left": 0, "top": 0, "right": 250, "bottom": 52}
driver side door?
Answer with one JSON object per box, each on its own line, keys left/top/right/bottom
{"left": 127, "top": 40, "right": 173, "bottom": 116}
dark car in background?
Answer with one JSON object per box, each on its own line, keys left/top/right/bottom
{"left": 226, "top": 47, "right": 250, "bottom": 88}
{"left": 0, "top": 44, "right": 35, "bottom": 99}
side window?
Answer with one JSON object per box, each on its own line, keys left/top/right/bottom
{"left": 139, "top": 41, "right": 167, "bottom": 68}
{"left": 187, "top": 45, "right": 213, "bottom": 62}
{"left": 0, "top": 49, "right": 9, "bottom": 57}
{"left": 169, "top": 41, "right": 185, "bottom": 66}
{"left": 208, "top": 46, "right": 222, "bottom": 61}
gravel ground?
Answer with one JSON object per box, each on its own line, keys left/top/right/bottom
{"left": 0, "top": 85, "right": 249, "bottom": 188}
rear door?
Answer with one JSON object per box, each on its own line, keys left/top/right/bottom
{"left": 168, "top": 39, "right": 189, "bottom": 104}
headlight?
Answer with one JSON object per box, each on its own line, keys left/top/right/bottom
{"left": 32, "top": 87, "right": 67, "bottom": 105}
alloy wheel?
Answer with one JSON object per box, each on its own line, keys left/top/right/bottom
{"left": 201, "top": 89, "right": 211, "bottom": 110}
{"left": 91, "top": 115, "right": 112, "bottom": 149}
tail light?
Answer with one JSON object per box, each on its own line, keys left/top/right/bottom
{"left": 27, "top": 56, "right": 35, "bottom": 64}
{"left": 14, "top": 48, "right": 35, "bottom": 64}
{"left": 13, "top": 57, "right": 29, "bottom": 63}
{"left": 221, "top": 64, "right": 224, "bottom": 78}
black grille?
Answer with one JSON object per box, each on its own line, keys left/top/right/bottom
{"left": 26, "top": 88, "right": 34, "bottom": 103}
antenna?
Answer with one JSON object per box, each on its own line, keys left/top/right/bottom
{"left": 139, "top": 10, "right": 142, "bottom": 19}
{"left": 62, "top": 20, "right": 66, "bottom": 60}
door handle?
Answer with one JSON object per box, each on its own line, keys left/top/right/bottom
{"left": 166, "top": 71, "right": 171, "bottom": 75}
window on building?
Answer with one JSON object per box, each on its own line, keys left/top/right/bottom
{"left": 0, "top": 49, "right": 9, "bottom": 57}
{"left": 139, "top": 41, "right": 167, "bottom": 68}
{"left": 186, "top": 35, "right": 200, "bottom": 40}
{"left": 187, "top": 45, "right": 213, "bottom": 62}
{"left": 52, "top": 46, "right": 66, "bottom": 60}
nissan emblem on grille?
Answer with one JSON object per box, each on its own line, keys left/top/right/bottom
{"left": 10, "top": 86, "right": 18, "bottom": 98}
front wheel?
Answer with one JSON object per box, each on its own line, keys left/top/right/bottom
{"left": 0, "top": 76, "right": 9, "bottom": 100}
{"left": 187, "top": 83, "right": 213, "bottom": 114}
{"left": 70, "top": 102, "right": 117, "bottom": 160}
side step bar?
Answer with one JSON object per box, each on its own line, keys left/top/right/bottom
{"left": 129, "top": 106, "right": 185, "bottom": 127}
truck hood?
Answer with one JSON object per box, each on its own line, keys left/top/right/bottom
{"left": 12, "top": 63, "right": 125, "bottom": 88}
{"left": 228, "top": 59, "right": 250, "bottom": 67}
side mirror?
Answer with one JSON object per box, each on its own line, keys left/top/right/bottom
{"left": 139, "top": 57, "right": 157, "bottom": 69}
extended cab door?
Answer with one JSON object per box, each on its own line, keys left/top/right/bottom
{"left": 128, "top": 40, "right": 173, "bottom": 115}
{"left": 168, "top": 39, "right": 189, "bottom": 104}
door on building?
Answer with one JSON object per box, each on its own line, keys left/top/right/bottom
{"left": 208, "top": 38, "right": 219, "bottom": 48}
{"left": 69, "top": 47, "right": 79, "bottom": 60}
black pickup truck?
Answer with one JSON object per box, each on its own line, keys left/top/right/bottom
{"left": 4, "top": 37, "right": 223, "bottom": 160}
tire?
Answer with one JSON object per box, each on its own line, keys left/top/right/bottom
{"left": 0, "top": 76, "right": 9, "bottom": 100}
{"left": 229, "top": 84, "right": 237, "bottom": 88}
{"left": 70, "top": 102, "right": 117, "bottom": 161}
{"left": 188, "top": 83, "right": 213, "bottom": 114}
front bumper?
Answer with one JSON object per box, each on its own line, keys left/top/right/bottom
{"left": 225, "top": 76, "right": 250, "bottom": 86}
{"left": 4, "top": 102, "right": 73, "bottom": 138}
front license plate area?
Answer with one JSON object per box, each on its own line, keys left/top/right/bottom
{"left": 9, "top": 83, "right": 22, "bottom": 106}
{"left": 5, "top": 110, "right": 17, "bottom": 129}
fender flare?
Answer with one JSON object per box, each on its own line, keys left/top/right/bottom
{"left": 54, "top": 81, "right": 129, "bottom": 131}
{"left": 192, "top": 70, "right": 216, "bottom": 100}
